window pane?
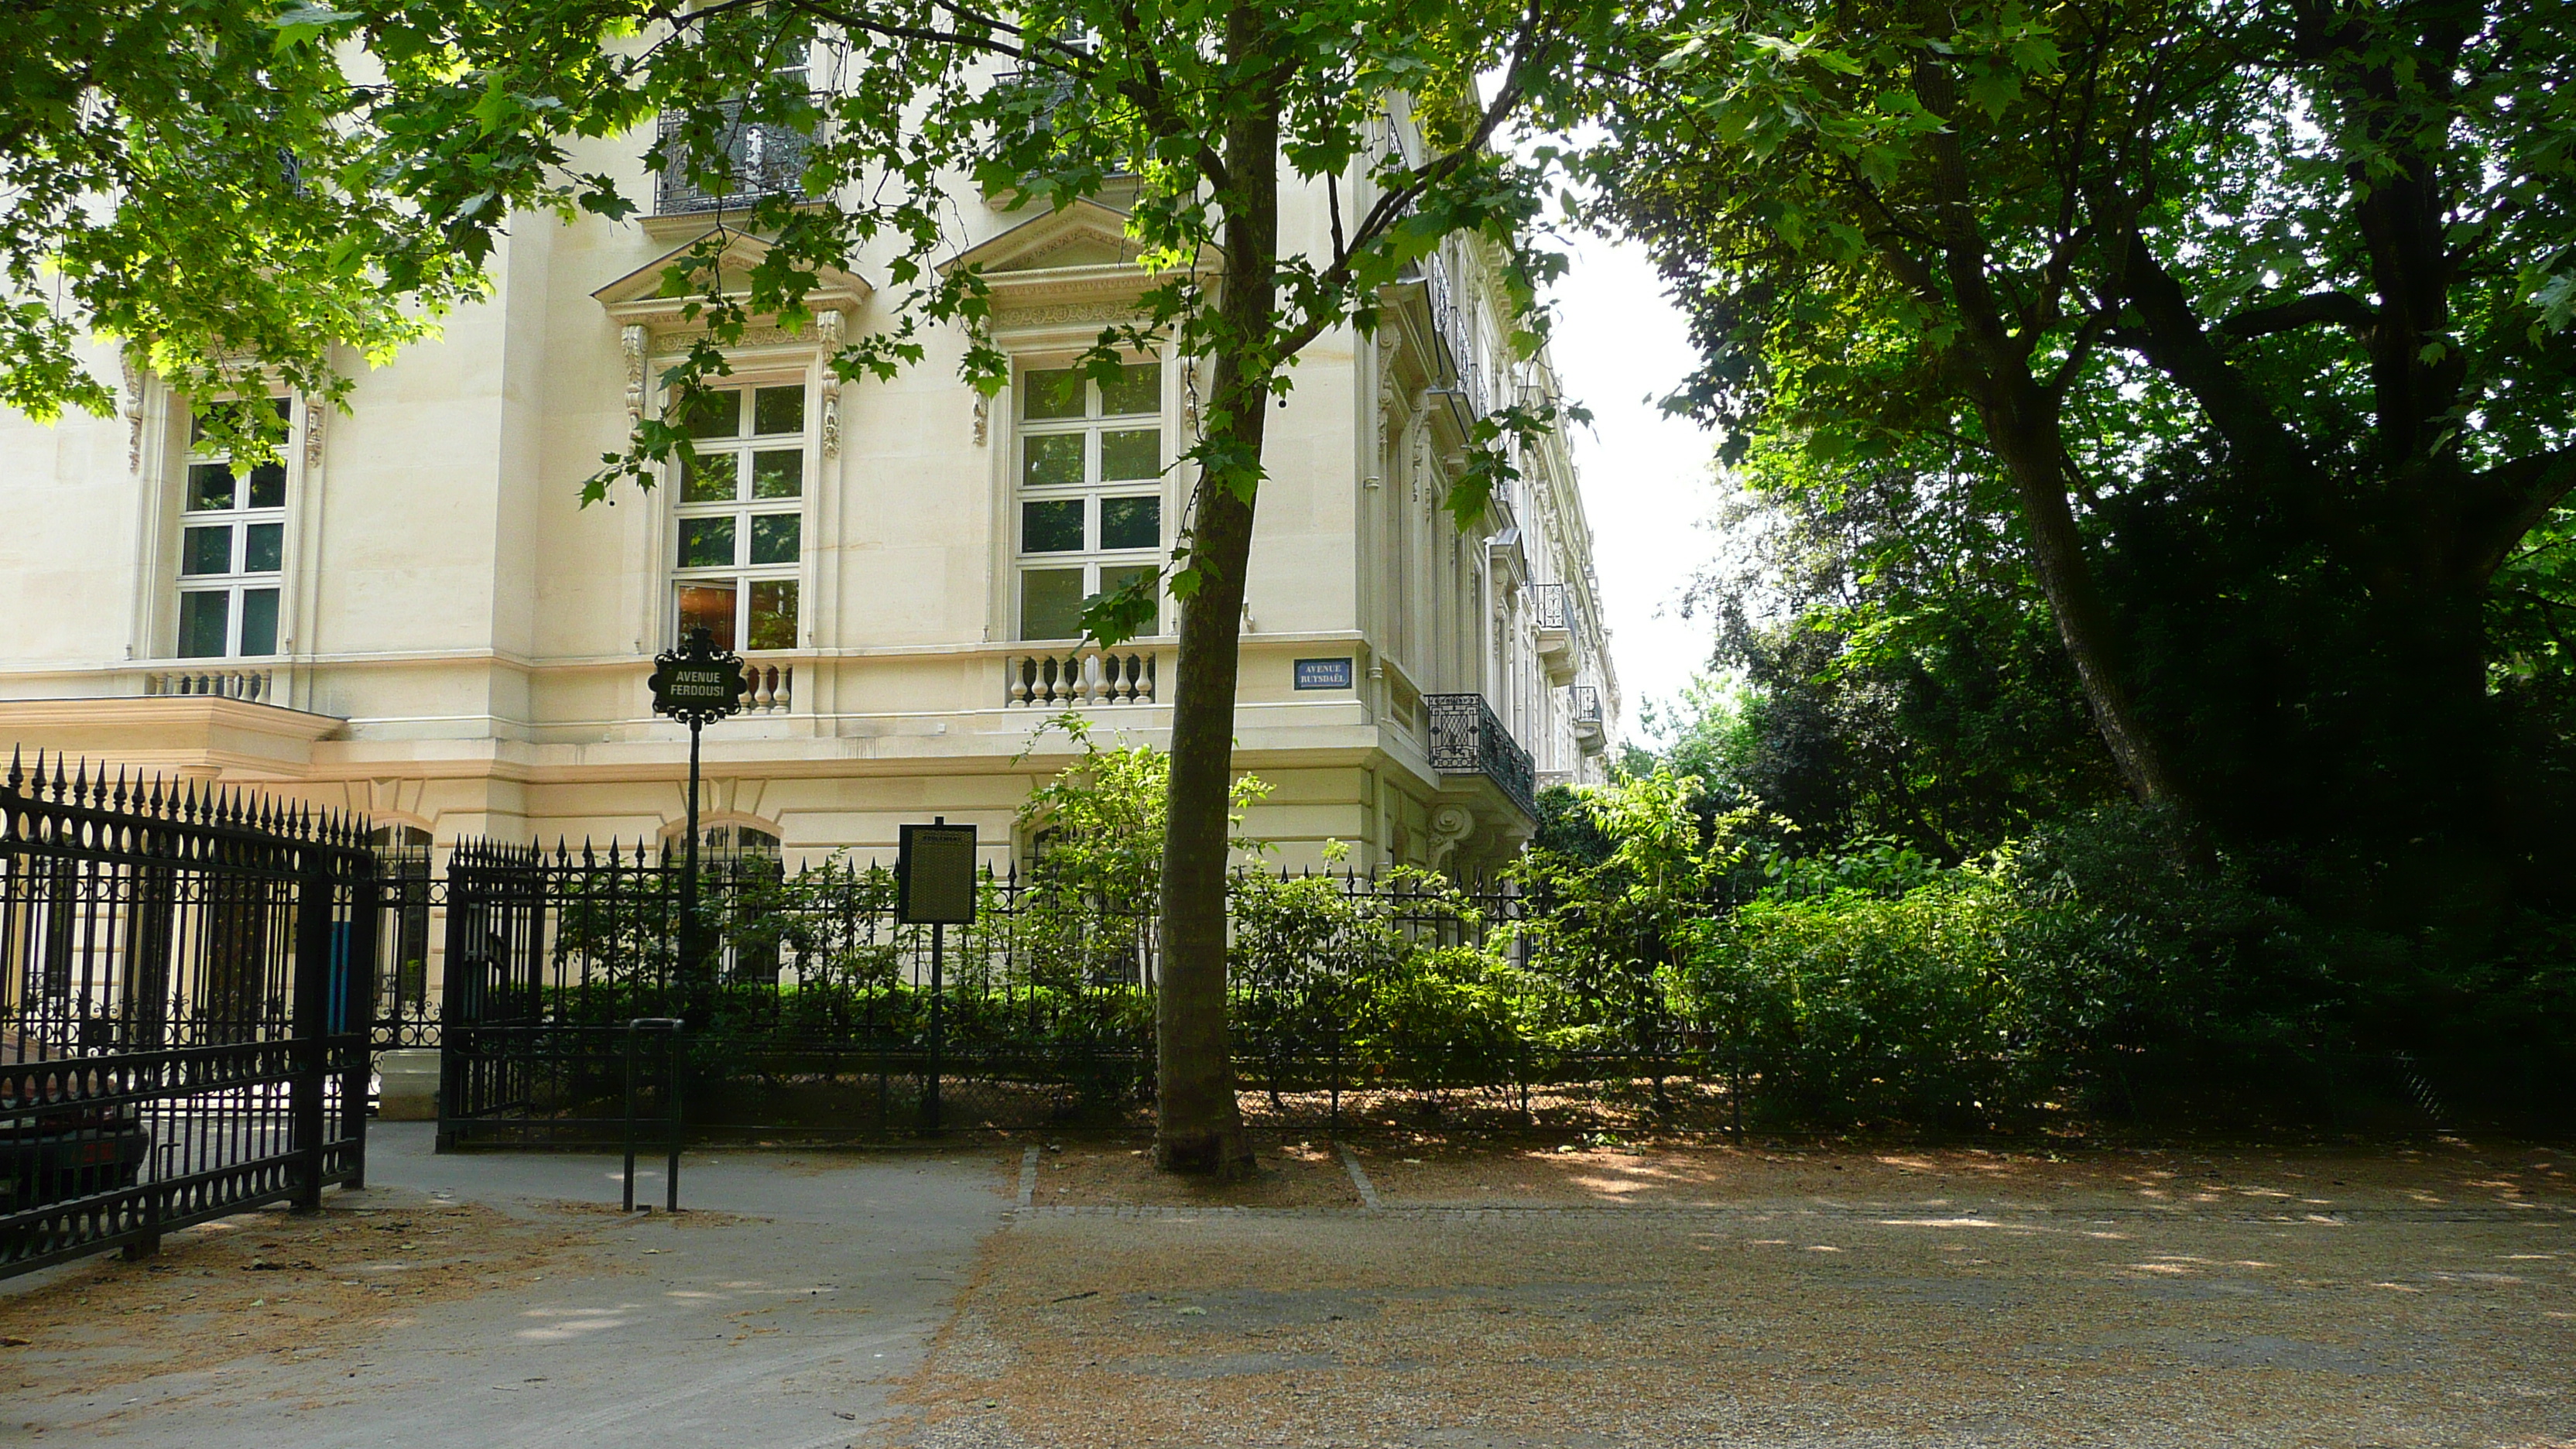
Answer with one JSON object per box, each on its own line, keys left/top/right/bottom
{"left": 677, "top": 582, "right": 738, "bottom": 652}
{"left": 1020, "top": 568, "right": 1085, "bottom": 639}
{"left": 238, "top": 588, "right": 279, "bottom": 656}
{"left": 1023, "top": 433, "right": 1084, "bottom": 488}
{"left": 675, "top": 389, "right": 740, "bottom": 439}
{"left": 186, "top": 464, "right": 235, "bottom": 512}
{"left": 748, "top": 512, "right": 800, "bottom": 565}
{"left": 751, "top": 450, "right": 803, "bottom": 498}
{"left": 246, "top": 462, "right": 286, "bottom": 509}
{"left": 747, "top": 580, "right": 798, "bottom": 650}
{"left": 1101, "top": 428, "right": 1160, "bottom": 481}
{"left": 1099, "top": 362, "right": 1160, "bottom": 416}
{"left": 1098, "top": 563, "right": 1156, "bottom": 607}
{"left": 681, "top": 450, "right": 738, "bottom": 502}
{"left": 244, "top": 522, "right": 283, "bottom": 574}
{"left": 1021, "top": 368, "right": 1084, "bottom": 420}
{"left": 1101, "top": 495, "right": 1160, "bottom": 550}
{"left": 177, "top": 592, "right": 229, "bottom": 658}
{"left": 752, "top": 386, "right": 804, "bottom": 437}
{"left": 182, "top": 526, "right": 233, "bottom": 577}
{"left": 1021, "top": 499, "right": 1084, "bottom": 553}
{"left": 677, "top": 516, "right": 736, "bottom": 568}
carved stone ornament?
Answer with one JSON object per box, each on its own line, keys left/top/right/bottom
{"left": 1427, "top": 804, "right": 1475, "bottom": 869}
{"left": 121, "top": 355, "right": 144, "bottom": 474}
{"left": 621, "top": 324, "right": 649, "bottom": 427}
{"left": 817, "top": 310, "right": 844, "bottom": 459}
{"left": 991, "top": 300, "right": 1148, "bottom": 331}
{"left": 302, "top": 396, "right": 326, "bottom": 468}
{"left": 972, "top": 393, "right": 991, "bottom": 447}
{"left": 648, "top": 322, "right": 838, "bottom": 354}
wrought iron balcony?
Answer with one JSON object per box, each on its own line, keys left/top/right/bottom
{"left": 655, "top": 101, "right": 817, "bottom": 216}
{"left": 1570, "top": 684, "right": 1607, "bottom": 755}
{"left": 1529, "top": 581, "right": 1570, "bottom": 632}
{"left": 1424, "top": 693, "right": 1536, "bottom": 820}
{"left": 986, "top": 70, "right": 1133, "bottom": 177}
{"left": 1531, "top": 581, "right": 1577, "bottom": 684}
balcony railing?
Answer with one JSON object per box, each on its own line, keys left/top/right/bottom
{"left": 1424, "top": 693, "right": 1536, "bottom": 820}
{"left": 987, "top": 70, "right": 1133, "bottom": 177}
{"left": 146, "top": 667, "right": 274, "bottom": 704}
{"left": 655, "top": 101, "right": 817, "bottom": 216}
{"left": 1005, "top": 649, "right": 1157, "bottom": 707}
{"left": 1422, "top": 248, "right": 1491, "bottom": 422}
{"left": 1570, "top": 684, "right": 1607, "bottom": 756}
{"left": 1530, "top": 581, "right": 1569, "bottom": 632}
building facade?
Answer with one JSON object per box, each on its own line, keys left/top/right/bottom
{"left": 0, "top": 96, "right": 1619, "bottom": 882}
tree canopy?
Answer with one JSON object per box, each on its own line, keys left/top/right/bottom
{"left": 2, "top": 0, "right": 550, "bottom": 451}
{"left": 1591, "top": 0, "right": 2576, "bottom": 889}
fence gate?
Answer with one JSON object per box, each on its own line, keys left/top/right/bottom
{"left": 1, "top": 755, "right": 375, "bottom": 1279}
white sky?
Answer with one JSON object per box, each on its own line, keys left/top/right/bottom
{"left": 1540, "top": 232, "right": 1724, "bottom": 747}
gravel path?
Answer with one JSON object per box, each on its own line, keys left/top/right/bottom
{"left": 882, "top": 1140, "right": 2576, "bottom": 1449}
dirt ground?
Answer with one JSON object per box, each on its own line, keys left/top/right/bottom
{"left": 4, "top": 1134, "right": 2569, "bottom": 1447}
{"left": 0, "top": 1188, "right": 625, "bottom": 1403}
{"left": 882, "top": 1135, "right": 2576, "bottom": 1449}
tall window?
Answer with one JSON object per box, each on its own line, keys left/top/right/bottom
{"left": 176, "top": 399, "right": 291, "bottom": 659}
{"left": 671, "top": 382, "right": 805, "bottom": 650}
{"left": 1016, "top": 360, "right": 1163, "bottom": 640}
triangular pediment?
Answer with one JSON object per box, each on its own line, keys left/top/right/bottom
{"left": 594, "top": 231, "right": 870, "bottom": 324}
{"left": 944, "top": 200, "right": 1150, "bottom": 277}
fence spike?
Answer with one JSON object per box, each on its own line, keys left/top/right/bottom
{"left": 5, "top": 745, "right": 20, "bottom": 791}
{"left": 49, "top": 753, "right": 68, "bottom": 800}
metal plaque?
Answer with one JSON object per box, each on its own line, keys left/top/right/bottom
{"left": 898, "top": 821, "right": 978, "bottom": 924}
{"left": 1293, "top": 656, "right": 1355, "bottom": 690}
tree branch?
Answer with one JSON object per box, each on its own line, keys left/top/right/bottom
{"left": 2461, "top": 445, "right": 2576, "bottom": 584}
{"left": 1272, "top": 0, "right": 1556, "bottom": 359}
{"left": 2213, "top": 289, "right": 2376, "bottom": 341}
{"left": 2108, "top": 224, "right": 2308, "bottom": 478}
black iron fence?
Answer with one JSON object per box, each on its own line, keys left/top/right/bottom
{"left": 2, "top": 755, "right": 375, "bottom": 1280}
{"left": 421, "top": 840, "right": 1554, "bottom": 1146}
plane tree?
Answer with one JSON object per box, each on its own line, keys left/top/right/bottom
{"left": 334, "top": 0, "right": 1611, "bottom": 1171}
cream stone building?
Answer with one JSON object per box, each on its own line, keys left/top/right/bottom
{"left": 0, "top": 94, "right": 1619, "bottom": 885}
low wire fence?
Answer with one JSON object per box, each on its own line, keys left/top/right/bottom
{"left": 2, "top": 755, "right": 373, "bottom": 1281}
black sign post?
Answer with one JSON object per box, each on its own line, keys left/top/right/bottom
{"left": 650, "top": 629, "right": 750, "bottom": 994}
{"left": 898, "top": 818, "right": 977, "bottom": 1132}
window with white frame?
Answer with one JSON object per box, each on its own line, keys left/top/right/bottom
{"left": 176, "top": 398, "right": 292, "bottom": 659}
{"left": 670, "top": 381, "right": 807, "bottom": 650}
{"left": 1015, "top": 360, "right": 1163, "bottom": 640}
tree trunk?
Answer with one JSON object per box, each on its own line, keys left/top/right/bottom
{"left": 1974, "top": 374, "right": 2187, "bottom": 810}
{"left": 1152, "top": 46, "right": 1276, "bottom": 1178}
